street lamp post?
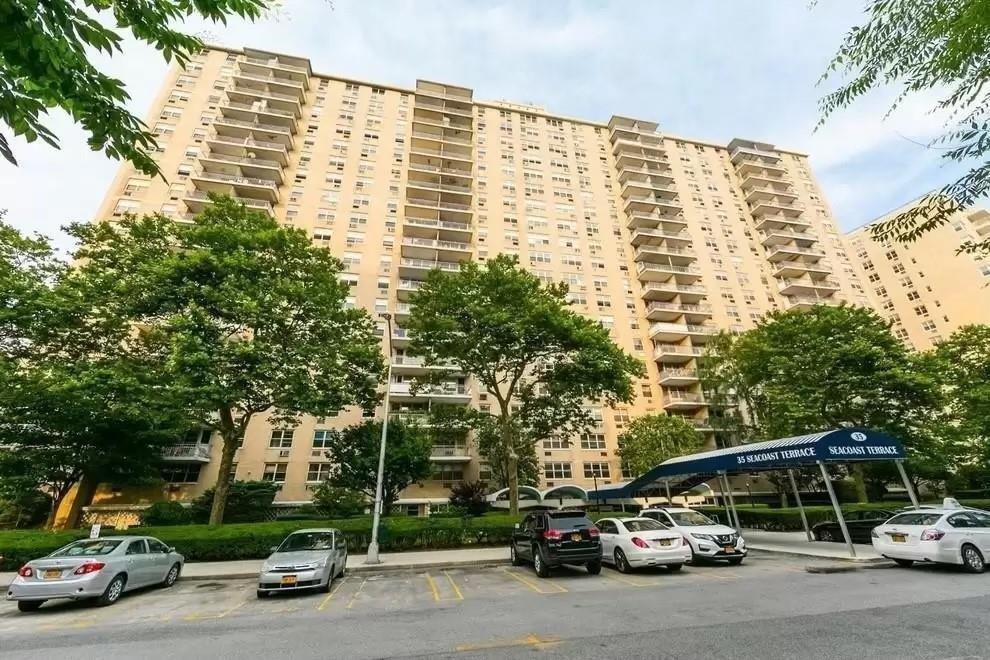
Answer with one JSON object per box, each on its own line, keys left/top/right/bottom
{"left": 366, "top": 312, "right": 394, "bottom": 565}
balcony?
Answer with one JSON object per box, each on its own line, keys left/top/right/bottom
{"left": 204, "top": 132, "right": 288, "bottom": 165}
{"left": 754, "top": 215, "right": 812, "bottom": 232}
{"left": 401, "top": 236, "right": 472, "bottom": 260}
{"left": 405, "top": 177, "right": 473, "bottom": 196}
{"left": 608, "top": 116, "right": 660, "bottom": 139}
{"left": 183, "top": 190, "right": 273, "bottom": 216}
{"left": 405, "top": 196, "right": 473, "bottom": 213}
{"left": 730, "top": 145, "right": 781, "bottom": 165}
{"left": 403, "top": 217, "right": 473, "bottom": 241}
{"left": 391, "top": 355, "right": 459, "bottom": 374}
{"left": 618, "top": 165, "right": 675, "bottom": 185}
{"left": 760, "top": 229, "right": 817, "bottom": 247}
{"left": 220, "top": 100, "right": 298, "bottom": 131}
{"left": 397, "top": 279, "right": 424, "bottom": 300}
{"left": 663, "top": 392, "right": 709, "bottom": 411}
{"left": 744, "top": 184, "right": 798, "bottom": 204}
{"left": 398, "top": 257, "right": 464, "bottom": 278}
{"left": 766, "top": 245, "right": 826, "bottom": 263}
{"left": 430, "top": 444, "right": 472, "bottom": 463}
{"left": 649, "top": 322, "right": 717, "bottom": 343}
{"left": 748, "top": 199, "right": 805, "bottom": 217}
{"left": 644, "top": 302, "right": 713, "bottom": 323}
{"left": 777, "top": 278, "right": 841, "bottom": 296}
{"left": 390, "top": 411, "right": 432, "bottom": 426}
{"left": 654, "top": 344, "right": 704, "bottom": 364}
{"left": 621, "top": 179, "right": 678, "bottom": 199}
{"left": 392, "top": 302, "right": 414, "bottom": 320}
{"left": 414, "top": 96, "right": 473, "bottom": 118}
{"left": 213, "top": 115, "right": 294, "bottom": 148}
{"left": 226, "top": 83, "right": 302, "bottom": 117}
{"left": 389, "top": 381, "right": 471, "bottom": 404}
{"left": 786, "top": 296, "right": 844, "bottom": 311}
{"left": 634, "top": 244, "right": 697, "bottom": 265}
{"left": 635, "top": 261, "right": 702, "bottom": 284}
{"left": 627, "top": 215, "right": 689, "bottom": 233}
{"left": 641, "top": 282, "right": 707, "bottom": 303}
{"left": 161, "top": 444, "right": 211, "bottom": 463}
{"left": 239, "top": 55, "right": 311, "bottom": 85}
{"left": 190, "top": 169, "right": 279, "bottom": 203}
{"left": 198, "top": 151, "right": 283, "bottom": 184}
{"left": 772, "top": 261, "right": 832, "bottom": 279}
{"left": 734, "top": 157, "right": 788, "bottom": 177}
{"left": 411, "top": 129, "right": 473, "bottom": 147}
{"left": 615, "top": 149, "right": 670, "bottom": 168}
{"left": 232, "top": 69, "right": 306, "bottom": 99}
{"left": 658, "top": 368, "right": 700, "bottom": 386}
{"left": 624, "top": 195, "right": 684, "bottom": 216}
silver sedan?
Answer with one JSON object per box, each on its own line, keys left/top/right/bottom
{"left": 257, "top": 528, "right": 347, "bottom": 598}
{"left": 6, "top": 536, "right": 184, "bottom": 612}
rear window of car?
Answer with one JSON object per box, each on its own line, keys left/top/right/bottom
{"left": 886, "top": 513, "right": 943, "bottom": 526}
{"left": 547, "top": 513, "right": 593, "bottom": 529}
{"left": 623, "top": 519, "right": 665, "bottom": 532}
{"left": 50, "top": 539, "right": 123, "bottom": 557}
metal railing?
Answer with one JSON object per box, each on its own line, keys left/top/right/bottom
{"left": 183, "top": 190, "right": 273, "bottom": 213}
{"left": 242, "top": 56, "right": 309, "bottom": 74}
{"left": 664, "top": 392, "right": 707, "bottom": 404}
{"left": 193, "top": 169, "right": 277, "bottom": 189}
{"left": 234, "top": 69, "right": 305, "bottom": 88}
{"left": 654, "top": 344, "right": 704, "bottom": 357}
{"left": 411, "top": 130, "right": 473, "bottom": 146}
{"left": 402, "top": 237, "right": 472, "bottom": 251}
{"left": 407, "top": 161, "right": 473, "bottom": 178}
{"left": 162, "top": 444, "right": 211, "bottom": 460}
{"left": 215, "top": 115, "right": 291, "bottom": 135}
{"left": 206, "top": 133, "right": 287, "bottom": 152}
{"left": 642, "top": 282, "right": 707, "bottom": 295}
{"left": 405, "top": 197, "right": 472, "bottom": 211}
{"left": 646, "top": 302, "right": 713, "bottom": 315}
{"left": 650, "top": 322, "right": 717, "bottom": 335}
{"left": 229, "top": 83, "right": 301, "bottom": 103}
{"left": 201, "top": 151, "right": 282, "bottom": 170}
{"left": 787, "top": 296, "right": 841, "bottom": 307}
{"left": 404, "top": 217, "right": 473, "bottom": 232}
{"left": 400, "top": 257, "right": 462, "bottom": 271}
{"left": 414, "top": 96, "right": 473, "bottom": 115}
{"left": 637, "top": 262, "right": 700, "bottom": 276}
{"left": 222, "top": 100, "right": 295, "bottom": 118}
{"left": 659, "top": 368, "right": 700, "bottom": 380}
{"left": 397, "top": 279, "right": 424, "bottom": 290}
{"left": 389, "top": 382, "right": 470, "bottom": 397}
{"left": 430, "top": 445, "right": 470, "bottom": 457}
{"left": 406, "top": 178, "right": 473, "bottom": 194}
{"left": 778, "top": 278, "right": 841, "bottom": 290}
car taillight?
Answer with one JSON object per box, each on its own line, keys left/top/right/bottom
{"left": 588, "top": 527, "right": 600, "bottom": 538}
{"left": 73, "top": 562, "right": 106, "bottom": 575}
{"left": 544, "top": 528, "right": 562, "bottom": 541}
{"left": 17, "top": 565, "right": 32, "bottom": 578}
{"left": 871, "top": 528, "right": 880, "bottom": 539}
{"left": 920, "top": 529, "right": 945, "bottom": 541}
{"left": 631, "top": 537, "right": 650, "bottom": 549}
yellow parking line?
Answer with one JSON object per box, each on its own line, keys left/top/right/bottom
{"left": 345, "top": 578, "right": 367, "bottom": 609}
{"left": 318, "top": 576, "right": 349, "bottom": 611}
{"left": 693, "top": 570, "right": 738, "bottom": 582}
{"left": 603, "top": 572, "right": 651, "bottom": 587}
{"left": 443, "top": 571, "right": 464, "bottom": 601}
{"left": 217, "top": 600, "right": 246, "bottom": 619}
{"left": 425, "top": 573, "right": 441, "bottom": 601}
{"left": 502, "top": 569, "right": 567, "bottom": 594}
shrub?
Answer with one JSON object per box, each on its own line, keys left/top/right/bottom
{"left": 139, "top": 501, "right": 191, "bottom": 527}
{"left": 449, "top": 481, "right": 489, "bottom": 517}
{"left": 187, "top": 480, "right": 278, "bottom": 524}
{"left": 0, "top": 487, "right": 51, "bottom": 529}
{"left": 311, "top": 483, "right": 366, "bottom": 518}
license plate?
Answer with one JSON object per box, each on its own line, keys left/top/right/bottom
{"left": 43, "top": 569, "right": 61, "bottom": 580}
{"left": 891, "top": 534, "right": 906, "bottom": 543}
{"left": 723, "top": 546, "right": 736, "bottom": 553}
{"left": 281, "top": 575, "right": 297, "bottom": 585}
{"left": 659, "top": 539, "right": 671, "bottom": 547}
{"left": 571, "top": 533, "right": 582, "bottom": 542}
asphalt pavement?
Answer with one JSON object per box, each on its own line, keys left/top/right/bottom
{"left": 2, "top": 554, "right": 988, "bottom": 659}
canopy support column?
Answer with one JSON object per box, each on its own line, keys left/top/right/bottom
{"left": 895, "top": 460, "right": 920, "bottom": 509}
{"left": 817, "top": 461, "right": 856, "bottom": 558}
{"left": 664, "top": 480, "right": 672, "bottom": 505}
{"left": 716, "top": 476, "right": 731, "bottom": 525}
{"left": 788, "top": 469, "right": 812, "bottom": 542}
{"left": 720, "top": 472, "right": 742, "bottom": 532}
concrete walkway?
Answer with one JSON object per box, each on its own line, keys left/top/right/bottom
{"left": 743, "top": 529, "right": 882, "bottom": 562}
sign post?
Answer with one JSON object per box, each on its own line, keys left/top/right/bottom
{"left": 89, "top": 523, "right": 101, "bottom": 539}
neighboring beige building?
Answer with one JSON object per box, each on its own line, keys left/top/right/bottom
{"left": 845, "top": 200, "right": 990, "bottom": 351}
{"left": 85, "top": 45, "right": 872, "bottom": 517}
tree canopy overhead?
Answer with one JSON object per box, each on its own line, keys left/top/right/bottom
{"left": 0, "top": 0, "right": 275, "bottom": 173}
{"left": 406, "top": 254, "right": 644, "bottom": 514}
{"left": 819, "top": 0, "right": 990, "bottom": 254}
{"left": 616, "top": 414, "right": 705, "bottom": 478}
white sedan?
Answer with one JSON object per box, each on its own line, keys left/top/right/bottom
{"left": 872, "top": 499, "right": 990, "bottom": 573}
{"left": 596, "top": 517, "right": 691, "bottom": 573}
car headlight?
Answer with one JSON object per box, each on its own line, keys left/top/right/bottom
{"left": 691, "top": 533, "right": 716, "bottom": 541}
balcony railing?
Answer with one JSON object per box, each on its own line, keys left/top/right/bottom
{"left": 406, "top": 179, "right": 473, "bottom": 194}
{"left": 411, "top": 130, "right": 473, "bottom": 146}
{"left": 400, "top": 257, "right": 462, "bottom": 272}
{"left": 184, "top": 190, "right": 273, "bottom": 214}
{"left": 162, "top": 444, "right": 211, "bottom": 461}
{"left": 397, "top": 279, "right": 425, "bottom": 291}
{"left": 206, "top": 133, "right": 287, "bottom": 152}
{"left": 404, "top": 217, "right": 473, "bottom": 232}
{"left": 778, "top": 278, "right": 841, "bottom": 290}
{"left": 659, "top": 368, "right": 699, "bottom": 380}
{"left": 402, "top": 237, "right": 472, "bottom": 251}
{"left": 229, "top": 83, "right": 301, "bottom": 103}
{"left": 242, "top": 56, "right": 309, "bottom": 74}
{"left": 636, "top": 262, "right": 701, "bottom": 276}
{"left": 430, "top": 445, "right": 470, "bottom": 457}
{"left": 193, "top": 169, "right": 278, "bottom": 189}
{"left": 664, "top": 392, "right": 706, "bottom": 404}
{"left": 646, "top": 302, "right": 713, "bottom": 316}
{"left": 407, "top": 161, "right": 473, "bottom": 177}
{"left": 408, "top": 146, "right": 473, "bottom": 162}
{"left": 654, "top": 344, "right": 704, "bottom": 357}
{"left": 389, "top": 382, "right": 470, "bottom": 397}
{"left": 650, "top": 322, "right": 717, "bottom": 335}
{"left": 215, "top": 116, "right": 291, "bottom": 135}
{"left": 201, "top": 151, "right": 281, "bottom": 170}
{"left": 234, "top": 69, "right": 304, "bottom": 89}
{"left": 222, "top": 100, "right": 295, "bottom": 118}
{"left": 643, "top": 283, "right": 707, "bottom": 295}
{"left": 406, "top": 197, "right": 472, "bottom": 211}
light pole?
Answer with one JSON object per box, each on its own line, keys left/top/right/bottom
{"left": 366, "top": 312, "right": 394, "bottom": 565}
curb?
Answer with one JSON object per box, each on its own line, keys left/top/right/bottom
{"left": 177, "top": 557, "right": 511, "bottom": 583}
{"left": 805, "top": 564, "right": 861, "bottom": 574}
{"left": 747, "top": 546, "right": 886, "bottom": 564}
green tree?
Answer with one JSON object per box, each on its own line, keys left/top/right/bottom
{"left": 616, "top": 414, "right": 705, "bottom": 477}
{"left": 68, "top": 196, "right": 385, "bottom": 525}
{"left": 188, "top": 480, "right": 278, "bottom": 524}
{"left": 406, "top": 255, "right": 644, "bottom": 514}
{"left": 474, "top": 415, "right": 540, "bottom": 490}
{"left": 819, "top": 0, "right": 990, "bottom": 255}
{"left": 702, "top": 305, "right": 945, "bottom": 502}
{"left": 0, "top": 0, "right": 275, "bottom": 173}
{"left": 322, "top": 419, "right": 433, "bottom": 515}
{"left": 932, "top": 324, "right": 990, "bottom": 474}
{"left": 448, "top": 481, "right": 489, "bottom": 516}
{"left": 310, "top": 483, "right": 366, "bottom": 519}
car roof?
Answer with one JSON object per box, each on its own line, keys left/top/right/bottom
{"left": 287, "top": 528, "right": 339, "bottom": 533}
{"left": 82, "top": 536, "right": 152, "bottom": 541}
{"left": 642, "top": 507, "right": 693, "bottom": 513}
{"left": 616, "top": 517, "right": 655, "bottom": 522}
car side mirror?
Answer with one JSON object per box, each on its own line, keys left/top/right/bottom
{"left": 269, "top": 546, "right": 278, "bottom": 553}
{"left": 513, "top": 523, "right": 520, "bottom": 529}
{"left": 167, "top": 547, "right": 176, "bottom": 554}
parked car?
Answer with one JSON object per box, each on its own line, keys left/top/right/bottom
{"left": 640, "top": 507, "right": 747, "bottom": 565}
{"left": 596, "top": 517, "right": 691, "bottom": 573}
{"left": 812, "top": 509, "right": 895, "bottom": 544}
{"left": 257, "top": 528, "right": 347, "bottom": 598}
{"left": 872, "top": 499, "right": 990, "bottom": 573}
{"left": 510, "top": 510, "right": 602, "bottom": 578}
{"left": 6, "top": 536, "right": 183, "bottom": 612}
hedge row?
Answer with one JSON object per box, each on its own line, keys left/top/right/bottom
{"left": 0, "top": 514, "right": 524, "bottom": 571}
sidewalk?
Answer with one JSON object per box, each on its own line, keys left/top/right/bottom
{"left": 743, "top": 529, "right": 883, "bottom": 562}
{"left": 1, "top": 547, "right": 510, "bottom": 588}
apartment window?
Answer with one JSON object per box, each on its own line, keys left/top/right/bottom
{"left": 262, "top": 463, "right": 288, "bottom": 483}
{"left": 580, "top": 433, "right": 606, "bottom": 450}
{"left": 433, "top": 465, "right": 463, "bottom": 487}
{"left": 921, "top": 320, "right": 938, "bottom": 332}
{"left": 543, "top": 437, "right": 570, "bottom": 450}
{"left": 161, "top": 463, "right": 202, "bottom": 484}
{"left": 112, "top": 199, "right": 140, "bottom": 216}
{"left": 544, "top": 462, "right": 572, "bottom": 480}
{"left": 312, "top": 430, "right": 334, "bottom": 449}
{"left": 583, "top": 462, "right": 611, "bottom": 479}
{"left": 914, "top": 305, "right": 929, "bottom": 317}
{"left": 306, "top": 463, "right": 332, "bottom": 483}
{"left": 269, "top": 429, "right": 294, "bottom": 448}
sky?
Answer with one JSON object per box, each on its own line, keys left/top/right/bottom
{"left": 0, "top": 0, "right": 969, "bottom": 249}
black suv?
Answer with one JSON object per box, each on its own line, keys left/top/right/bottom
{"left": 510, "top": 510, "right": 602, "bottom": 577}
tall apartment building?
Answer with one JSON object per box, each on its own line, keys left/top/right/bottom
{"left": 846, "top": 200, "right": 990, "bottom": 351}
{"left": 89, "top": 46, "right": 870, "bottom": 517}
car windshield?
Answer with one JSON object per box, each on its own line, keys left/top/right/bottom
{"left": 277, "top": 532, "right": 334, "bottom": 552}
{"left": 50, "top": 539, "right": 123, "bottom": 557}
{"left": 547, "top": 513, "right": 592, "bottom": 529}
{"left": 886, "top": 513, "right": 943, "bottom": 526}
{"left": 668, "top": 511, "right": 715, "bottom": 526}
{"left": 623, "top": 519, "right": 665, "bottom": 532}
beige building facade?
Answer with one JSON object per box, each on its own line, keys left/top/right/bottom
{"left": 845, "top": 201, "right": 990, "bottom": 351}
{"left": 87, "top": 45, "right": 873, "bottom": 516}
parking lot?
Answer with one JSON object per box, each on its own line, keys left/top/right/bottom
{"left": 4, "top": 552, "right": 990, "bottom": 658}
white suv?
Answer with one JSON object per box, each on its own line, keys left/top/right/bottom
{"left": 640, "top": 507, "right": 746, "bottom": 565}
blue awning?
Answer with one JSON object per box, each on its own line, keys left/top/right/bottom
{"left": 589, "top": 427, "right": 905, "bottom": 500}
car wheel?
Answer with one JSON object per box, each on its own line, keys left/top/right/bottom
{"left": 256, "top": 589, "right": 268, "bottom": 599}
{"left": 586, "top": 560, "right": 602, "bottom": 575}
{"left": 726, "top": 556, "right": 744, "bottom": 566}
{"left": 98, "top": 574, "right": 126, "bottom": 607}
{"left": 339, "top": 555, "right": 347, "bottom": 577}
{"left": 892, "top": 558, "right": 914, "bottom": 568}
{"left": 533, "top": 546, "right": 551, "bottom": 578}
{"left": 162, "top": 563, "right": 180, "bottom": 588}
{"left": 510, "top": 544, "right": 524, "bottom": 566}
{"left": 667, "top": 563, "right": 683, "bottom": 572}
{"left": 819, "top": 529, "right": 835, "bottom": 542}
{"left": 614, "top": 549, "right": 631, "bottom": 574}
{"left": 961, "top": 544, "right": 985, "bottom": 574}
{"left": 689, "top": 549, "right": 704, "bottom": 566}
{"left": 17, "top": 601, "right": 43, "bottom": 613}
{"left": 319, "top": 569, "right": 333, "bottom": 593}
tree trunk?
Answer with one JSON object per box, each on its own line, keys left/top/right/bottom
{"left": 851, "top": 464, "right": 869, "bottom": 503}
{"left": 46, "top": 488, "right": 69, "bottom": 530}
{"left": 209, "top": 407, "right": 242, "bottom": 526}
{"left": 58, "top": 474, "right": 98, "bottom": 530}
